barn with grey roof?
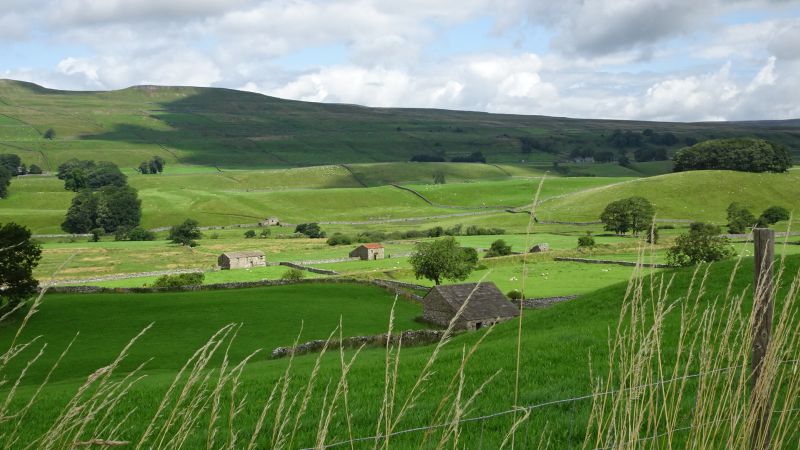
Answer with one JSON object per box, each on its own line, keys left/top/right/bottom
{"left": 421, "top": 282, "right": 519, "bottom": 331}
{"left": 218, "top": 250, "right": 267, "bottom": 270}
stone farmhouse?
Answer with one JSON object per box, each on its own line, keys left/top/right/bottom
{"left": 349, "top": 243, "right": 385, "bottom": 260}
{"left": 218, "top": 251, "right": 267, "bottom": 270}
{"left": 530, "top": 243, "right": 550, "bottom": 253}
{"left": 422, "top": 282, "right": 519, "bottom": 331}
{"left": 259, "top": 217, "right": 280, "bottom": 226}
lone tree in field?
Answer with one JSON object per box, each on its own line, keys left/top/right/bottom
{"left": 409, "top": 236, "right": 477, "bottom": 285}
{"left": 169, "top": 219, "right": 202, "bottom": 247}
{"left": 0, "top": 222, "right": 42, "bottom": 313}
{"left": 600, "top": 197, "right": 655, "bottom": 235}
{"left": 666, "top": 222, "right": 735, "bottom": 267}
{"left": 43, "top": 128, "right": 55, "bottom": 139}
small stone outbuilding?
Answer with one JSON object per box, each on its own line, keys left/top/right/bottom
{"left": 530, "top": 243, "right": 550, "bottom": 253}
{"left": 259, "top": 217, "right": 280, "bottom": 226}
{"left": 422, "top": 282, "right": 520, "bottom": 331}
{"left": 349, "top": 243, "right": 385, "bottom": 260}
{"left": 218, "top": 251, "right": 267, "bottom": 270}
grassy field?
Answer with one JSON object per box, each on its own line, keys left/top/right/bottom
{"left": 4, "top": 253, "right": 798, "bottom": 447}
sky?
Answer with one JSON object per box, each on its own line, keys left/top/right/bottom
{"left": 1, "top": 0, "right": 799, "bottom": 122}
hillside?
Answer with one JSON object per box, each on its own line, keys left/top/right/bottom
{"left": 537, "top": 169, "right": 800, "bottom": 223}
{"left": 1, "top": 79, "right": 799, "bottom": 170}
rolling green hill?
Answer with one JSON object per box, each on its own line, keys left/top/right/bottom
{"left": 2, "top": 79, "right": 798, "bottom": 171}
{"left": 537, "top": 169, "right": 800, "bottom": 223}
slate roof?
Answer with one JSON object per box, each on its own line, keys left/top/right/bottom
{"left": 221, "top": 250, "right": 265, "bottom": 259}
{"left": 426, "top": 282, "right": 520, "bottom": 320}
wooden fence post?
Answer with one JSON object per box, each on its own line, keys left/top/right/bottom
{"left": 751, "top": 228, "right": 774, "bottom": 450}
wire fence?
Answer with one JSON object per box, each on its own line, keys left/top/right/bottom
{"left": 301, "top": 359, "right": 800, "bottom": 450}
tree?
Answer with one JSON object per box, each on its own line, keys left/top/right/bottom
{"left": 485, "top": 239, "right": 512, "bottom": 258}
{"left": 259, "top": 228, "right": 271, "bottom": 238}
{"left": 43, "top": 128, "right": 55, "bottom": 139}
{"left": 90, "top": 228, "right": 104, "bottom": 242}
{"left": 28, "top": 164, "right": 43, "bottom": 174}
{"left": 618, "top": 155, "right": 631, "bottom": 167}
{"left": 0, "top": 166, "right": 10, "bottom": 199}
{"left": 0, "top": 154, "right": 21, "bottom": 174}
{"left": 326, "top": 233, "right": 352, "bottom": 246}
{"left": 0, "top": 222, "right": 42, "bottom": 313}
{"left": 61, "top": 190, "right": 98, "bottom": 233}
{"left": 433, "top": 170, "right": 446, "bottom": 184}
{"left": 138, "top": 161, "right": 152, "bottom": 174}
{"left": 673, "top": 138, "right": 791, "bottom": 173}
{"left": 758, "top": 206, "right": 790, "bottom": 227}
{"left": 409, "top": 236, "right": 476, "bottom": 285}
{"left": 169, "top": 219, "right": 202, "bottom": 246}
{"left": 244, "top": 230, "right": 256, "bottom": 238}
{"left": 86, "top": 162, "right": 127, "bottom": 189}
{"left": 600, "top": 197, "right": 655, "bottom": 235}
{"left": 666, "top": 222, "right": 735, "bottom": 267}
{"left": 726, "top": 202, "right": 757, "bottom": 234}
{"left": 57, "top": 159, "right": 95, "bottom": 180}
{"left": 295, "top": 223, "right": 325, "bottom": 238}
{"left": 152, "top": 156, "right": 165, "bottom": 173}
{"left": 124, "top": 227, "right": 155, "bottom": 241}
{"left": 95, "top": 185, "right": 141, "bottom": 233}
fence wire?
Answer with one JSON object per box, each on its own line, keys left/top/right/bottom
{"left": 300, "top": 359, "right": 799, "bottom": 450}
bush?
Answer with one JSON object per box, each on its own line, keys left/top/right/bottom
{"left": 281, "top": 268, "right": 305, "bottom": 281}
{"left": 28, "top": 164, "right": 43, "bottom": 174}
{"left": 326, "top": 233, "right": 353, "bottom": 246}
{"left": 578, "top": 233, "right": 595, "bottom": 248}
{"left": 90, "top": 228, "right": 104, "bottom": 242}
{"left": 666, "top": 222, "right": 735, "bottom": 267}
{"left": 485, "top": 239, "right": 512, "bottom": 258}
{"left": 673, "top": 138, "right": 791, "bottom": 173}
{"left": 259, "top": 229, "right": 270, "bottom": 238}
{"left": 169, "top": 219, "right": 202, "bottom": 246}
{"left": 295, "top": 223, "right": 325, "bottom": 238}
{"left": 726, "top": 202, "right": 756, "bottom": 234}
{"left": 410, "top": 154, "right": 446, "bottom": 162}
{"left": 657, "top": 225, "right": 675, "bottom": 230}
{"left": 758, "top": 206, "right": 790, "bottom": 227}
{"left": 152, "top": 272, "right": 205, "bottom": 288}
{"left": 126, "top": 227, "right": 155, "bottom": 241}
{"left": 507, "top": 289, "right": 523, "bottom": 300}
{"left": 451, "top": 151, "right": 486, "bottom": 163}
{"left": 357, "top": 231, "right": 387, "bottom": 242}
{"left": 464, "top": 225, "right": 505, "bottom": 236}
{"left": 244, "top": 230, "right": 256, "bottom": 238}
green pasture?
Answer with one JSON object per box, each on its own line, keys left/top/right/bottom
{"left": 5, "top": 253, "right": 797, "bottom": 447}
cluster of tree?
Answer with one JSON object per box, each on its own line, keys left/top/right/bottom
{"left": 60, "top": 159, "right": 144, "bottom": 235}
{"left": 594, "top": 151, "right": 616, "bottom": 163}
{"left": 599, "top": 197, "right": 655, "bottom": 235}
{"left": 0, "top": 153, "right": 41, "bottom": 198}
{"left": 410, "top": 154, "right": 446, "bottom": 162}
{"left": 673, "top": 138, "right": 792, "bottom": 173}
{"left": 726, "top": 203, "right": 790, "bottom": 234}
{"left": 485, "top": 239, "right": 512, "bottom": 257}
{"left": 608, "top": 129, "right": 679, "bottom": 149}
{"left": 295, "top": 222, "right": 326, "bottom": 238}
{"left": 568, "top": 148, "right": 595, "bottom": 160}
{"left": 633, "top": 147, "right": 668, "bottom": 162}
{"left": 519, "top": 137, "right": 558, "bottom": 155}
{"left": 57, "top": 159, "right": 128, "bottom": 191}
{"left": 138, "top": 156, "right": 165, "bottom": 174}
{"left": 451, "top": 151, "right": 486, "bottom": 163}
{"left": 0, "top": 222, "right": 42, "bottom": 313}
{"left": 169, "top": 219, "right": 202, "bottom": 246}
{"left": 244, "top": 229, "right": 270, "bottom": 239}
{"left": 62, "top": 185, "right": 142, "bottom": 234}
{"left": 666, "top": 222, "right": 735, "bottom": 267}
{"left": 152, "top": 272, "right": 205, "bottom": 288}
{"left": 409, "top": 236, "right": 478, "bottom": 285}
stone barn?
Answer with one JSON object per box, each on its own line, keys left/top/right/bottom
{"left": 530, "top": 243, "right": 550, "bottom": 253}
{"left": 422, "top": 282, "right": 519, "bottom": 331}
{"left": 349, "top": 243, "right": 385, "bottom": 260}
{"left": 218, "top": 251, "right": 267, "bottom": 270}
{"left": 259, "top": 217, "right": 280, "bottom": 226}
